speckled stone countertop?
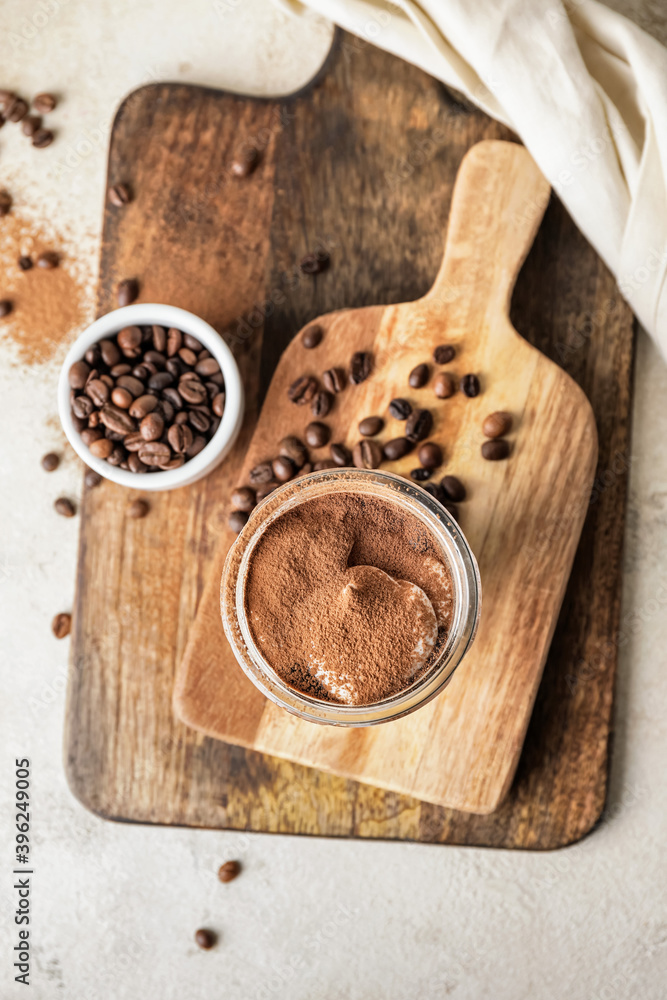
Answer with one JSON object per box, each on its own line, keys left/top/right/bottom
{"left": 1, "top": 1, "right": 666, "bottom": 997}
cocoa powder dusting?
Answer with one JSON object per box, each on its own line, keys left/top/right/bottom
{"left": 245, "top": 493, "right": 454, "bottom": 705}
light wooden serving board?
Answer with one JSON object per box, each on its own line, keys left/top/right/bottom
{"left": 174, "top": 140, "right": 597, "bottom": 814}
{"left": 65, "top": 32, "right": 634, "bottom": 847}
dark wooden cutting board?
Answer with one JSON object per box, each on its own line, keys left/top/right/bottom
{"left": 64, "top": 30, "right": 633, "bottom": 848}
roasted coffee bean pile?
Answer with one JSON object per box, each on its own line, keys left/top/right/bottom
{"left": 0, "top": 89, "right": 56, "bottom": 147}
{"left": 68, "top": 325, "right": 225, "bottom": 474}
{"left": 228, "top": 332, "right": 515, "bottom": 532}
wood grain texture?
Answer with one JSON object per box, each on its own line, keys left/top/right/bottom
{"left": 64, "top": 31, "right": 634, "bottom": 846}
{"left": 174, "top": 140, "right": 598, "bottom": 814}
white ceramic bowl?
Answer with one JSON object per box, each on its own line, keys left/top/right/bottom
{"left": 58, "top": 304, "right": 244, "bottom": 491}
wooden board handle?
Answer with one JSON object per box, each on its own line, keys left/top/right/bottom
{"left": 425, "top": 141, "right": 551, "bottom": 319}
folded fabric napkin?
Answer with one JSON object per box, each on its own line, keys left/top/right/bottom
{"left": 276, "top": 0, "right": 667, "bottom": 355}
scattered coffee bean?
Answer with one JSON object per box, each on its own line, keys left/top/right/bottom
{"left": 418, "top": 442, "right": 442, "bottom": 469}
{"left": 352, "top": 439, "right": 382, "bottom": 469}
{"left": 41, "top": 452, "right": 59, "bottom": 472}
{"left": 249, "top": 462, "right": 274, "bottom": 485}
{"left": 278, "top": 436, "right": 308, "bottom": 468}
{"left": 7, "top": 97, "right": 28, "bottom": 122}
{"left": 300, "top": 251, "right": 329, "bottom": 275}
{"left": 433, "top": 372, "right": 456, "bottom": 399}
{"left": 423, "top": 482, "right": 446, "bottom": 503}
{"left": 194, "top": 929, "right": 217, "bottom": 950}
{"left": 305, "top": 422, "right": 329, "bottom": 448}
{"left": 433, "top": 344, "right": 455, "bottom": 364}
{"left": 482, "top": 411, "right": 513, "bottom": 438}
{"left": 21, "top": 115, "right": 41, "bottom": 137}
{"left": 388, "top": 398, "right": 412, "bottom": 420}
{"left": 311, "top": 390, "right": 332, "bottom": 418}
{"left": 287, "top": 374, "right": 318, "bottom": 405}
{"left": 322, "top": 367, "right": 345, "bottom": 394}
{"left": 441, "top": 475, "right": 466, "bottom": 502}
{"left": 54, "top": 497, "right": 75, "bottom": 517}
{"left": 229, "top": 510, "right": 249, "bottom": 533}
{"left": 408, "top": 363, "right": 429, "bottom": 388}
{"left": 0, "top": 190, "right": 11, "bottom": 216}
{"left": 330, "top": 443, "right": 352, "bottom": 466}
{"left": 383, "top": 437, "right": 412, "bottom": 461}
{"left": 313, "top": 460, "right": 337, "bottom": 471}
{"left": 405, "top": 409, "right": 433, "bottom": 443}
{"left": 272, "top": 456, "right": 295, "bottom": 482}
{"left": 84, "top": 468, "right": 102, "bottom": 489}
{"left": 302, "top": 324, "right": 323, "bottom": 349}
{"left": 51, "top": 612, "right": 71, "bottom": 639}
{"left": 32, "top": 128, "right": 54, "bottom": 148}
{"left": 230, "top": 146, "right": 259, "bottom": 178}
{"left": 117, "top": 278, "right": 139, "bottom": 307}
{"left": 0, "top": 300, "right": 13, "bottom": 318}
{"left": 255, "top": 483, "right": 276, "bottom": 501}
{"left": 33, "top": 93, "right": 57, "bottom": 113}
{"left": 127, "top": 499, "right": 149, "bottom": 519}
{"left": 349, "top": 351, "right": 372, "bottom": 384}
{"left": 231, "top": 487, "right": 256, "bottom": 512}
{"left": 358, "top": 416, "right": 384, "bottom": 437}
{"left": 481, "top": 438, "right": 510, "bottom": 461}
{"left": 18, "top": 255, "right": 33, "bottom": 271}
{"left": 108, "top": 182, "right": 132, "bottom": 207}
{"left": 410, "top": 467, "right": 431, "bottom": 481}
{"left": 218, "top": 860, "right": 241, "bottom": 883}
{"left": 461, "top": 373, "right": 481, "bottom": 397}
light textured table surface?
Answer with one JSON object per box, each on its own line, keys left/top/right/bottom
{"left": 1, "top": 2, "right": 666, "bottom": 997}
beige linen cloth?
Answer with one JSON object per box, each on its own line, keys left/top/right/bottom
{"left": 277, "top": 0, "right": 667, "bottom": 353}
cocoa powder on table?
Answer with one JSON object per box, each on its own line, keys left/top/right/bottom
{"left": 244, "top": 492, "right": 454, "bottom": 705}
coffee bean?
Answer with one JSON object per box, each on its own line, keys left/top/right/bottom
{"left": 51, "top": 612, "right": 71, "bottom": 639}
{"left": 212, "top": 392, "right": 225, "bottom": 417}
{"left": 107, "top": 443, "right": 128, "bottom": 466}
{"left": 33, "top": 93, "right": 57, "bottom": 113}
{"left": 349, "top": 351, "right": 372, "bottom": 384}
{"left": 100, "top": 374, "right": 115, "bottom": 389}
{"left": 100, "top": 403, "right": 136, "bottom": 435}
{"left": 117, "top": 325, "right": 142, "bottom": 357}
{"left": 128, "top": 453, "right": 148, "bottom": 474}
{"left": 255, "top": 483, "right": 276, "bottom": 501}
{"left": 99, "top": 338, "right": 121, "bottom": 366}
{"left": 72, "top": 394, "right": 94, "bottom": 419}
{"left": 405, "top": 409, "right": 433, "bottom": 443}
{"left": 179, "top": 379, "right": 207, "bottom": 405}
{"left": 311, "top": 390, "right": 332, "bottom": 418}
{"left": 127, "top": 499, "right": 149, "bottom": 519}
{"left": 148, "top": 371, "right": 175, "bottom": 392}
{"left": 481, "top": 438, "right": 510, "bottom": 461}
{"left": 383, "top": 437, "right": 412, "bottom": 461}
{"left": 433, "top": 372, "right": 456, "bottom": 399}
{"left": 0, "top": 190, "right": 11, "bottom": 216}
{"left": 287, "top": 374, "right": 318, "bottom": 405}
{"left": 408, "top": 363, "right": 429, "bottom": 388}
{"left": 18, "top": 255, "right": 33, "bottom": 270}
{"left": 418, "top": 442, "right": 442, "bottom": 469}
{"left": 88, "top": 411, "right": 101, "bottom": 428}
{"left": 302, "top": 324, "right": 323, "bottom": 349}
{"left": 140, "top": 412, "right": 164, "bottom": 441}
{"left": 482, "top": 411, "right": 513, "bottom": 438}
{"left": 279, "top": 436, "right": 308, "bottom": 468}
{"left": 151, "top": 325, "right": 166, "bottom": 352}
{"left": 129, "top": 394, "right": 158, "bottom": 419}
{"left": 322, "top": 367, "right": 345, "bottom": 394}
{"left": 54, "top": 497, "right": 75, "bottom": 517}
{"left": 230, "top": 146, "right": 259, "bottom": 178}
{"left": 231, "top": 487, "right": 256, "bottom": 512}
{"left": 229, "top": 510, "right": 248, "bottom": 533}
{"left": 41, "top": 452, "right": 59, "bottom": 472}
{"left": 388, "top": 398, "right": 412, "bottom": 420}
{"left": 166, "top": 328, "right": 182, "bottom": 356}
{"left": 305, "top": 422, "right": 329, "bottom": 449}
{"left": 117, "top": 278, "right": 139, "bottom": 306}
{"left": 195, "top": 358, "right": 220, "bottom": 377}
{"left": 441, "top": 475, "right": 466, "bottom": 502}
{"left": 300, "top": 251, "right": 329, "bottom": 275}
{"left": 313, "top": 460, "right": 337, "bottom": 471}
{"left": 353, "top": 439, "right": 382, "bottom": 469}
{"left": 358, "top": 416, "right": 384, "bottom": 437}
{"left": 32, "top": 128, "right": 54, "bottom": 148}
{"left": 167, "top": 423, "right": 194, "bottom": 454}
{"left": 110, "top": 387, "right": 131, "bottom": 409}
{"left": 108, "top": 182, "right": 132, "bottom": 207}
{"left": 84, "top": 468, "right": 102, "bottom": 488}
{"left": 117, "top": 375, "right": 145, "bottom": 398}
{"left": 85, "top": 378, "right": 110, "bottom": 407}
{"left": 36, "top": 250, "right": 59, "bottom": 270}
{"left": 218, "top": 860, "right": 241, "bottom": 883}
{"left": 68, "top": 360, "right": 90, "bottom": 389}
{"left": 183, "top": 333, "right": 202, "bottom": 352}
{"left": 188, "top": 409, "right": 211, "bottom": 434}
{"left": 410, "top": 467, "right": 431, "bottom": 481}
{"left": 330, "top": 443, "right": 352, "bottom": 466}
{"left": 7, "top": 97, "right": 28, "bottom": 122}
{"left": 138, "top": 441, "right": 171, "bottom": 466}
{"left": 186, "top": 435, "right": 207, "bottom": 458}
{"left": 0, "top": 300, "right": 13, "bottom": 318}
{"left": 433, "top": 344, "right": 455, "bottom": 364}
{"left": 249, "top": 462, "right": 274, "bottom": 485}
{"left": 298, "top": 463, "right": 313, "bottom": 477}
{"left": 90, "top": 438, "right": 114, "bottom": 459}
{"left": 423, "top": 482, "right": 446, "bottom": 503}
{"left": 272, "top": 456, "right": 295, "bottom": 482}
{"left": 461, "top": 373, "right": 480, "bottom": 397}
{"left": 80, "top": 428, "right": 103, "bottom": 446}
{"left": 110, "top": 363, "right": 132, "bottom": 377}
{"left": 179, "top": 346, "right": 198, "bottom": 367}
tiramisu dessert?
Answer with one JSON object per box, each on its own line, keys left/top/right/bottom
{"left": 244, "top": 492, "right": 454, "bottom": 705}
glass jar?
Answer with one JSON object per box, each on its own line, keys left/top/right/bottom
{"left": 221, "top": 469, "right": 481, "bottom": 726}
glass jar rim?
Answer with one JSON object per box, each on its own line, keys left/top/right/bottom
{"left": 221, "top": 469, "right": 481, "bottom": 726}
